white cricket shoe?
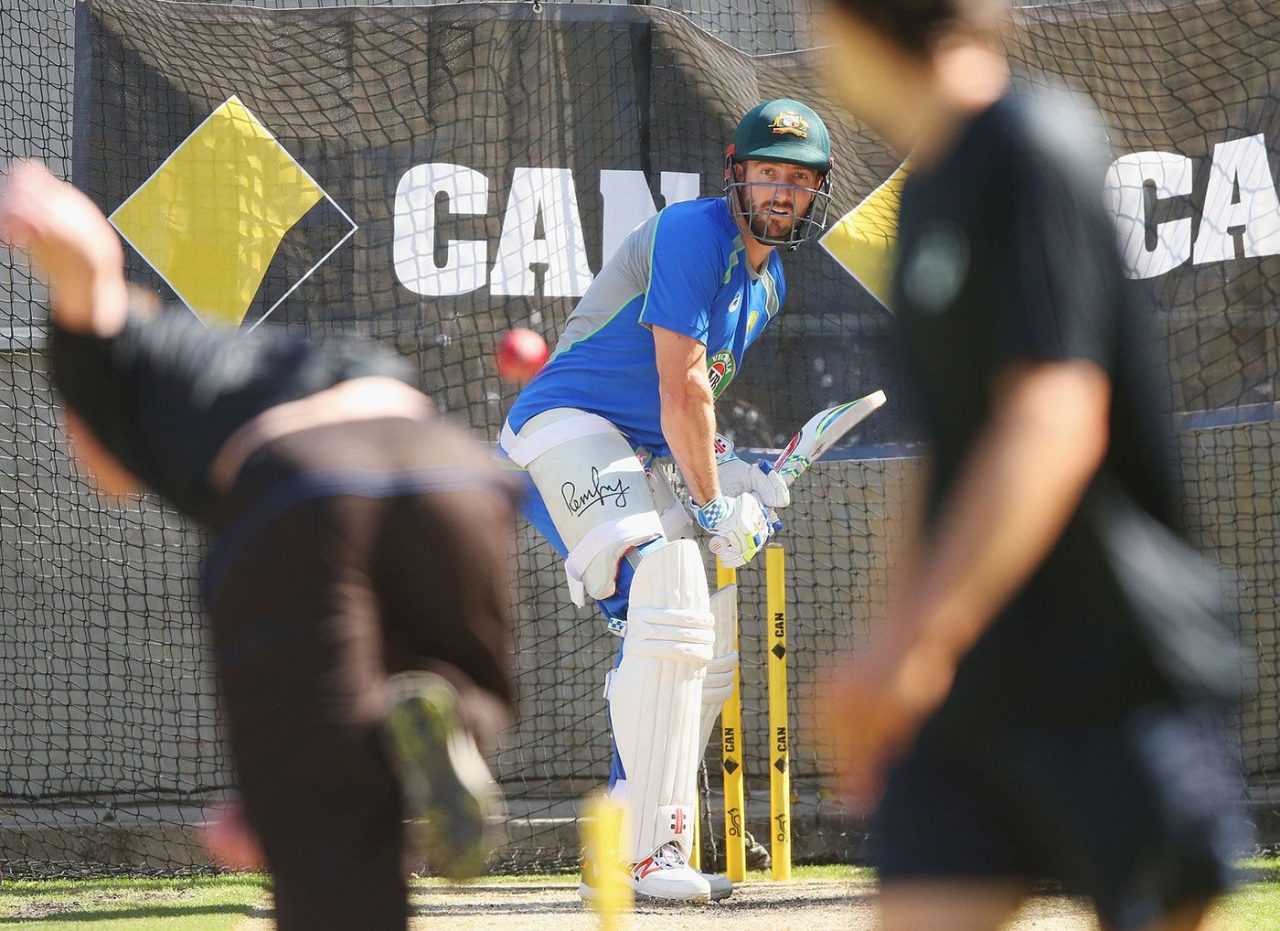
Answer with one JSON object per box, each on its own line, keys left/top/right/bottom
{"left": 579, "top": 848, "right": 733, "bottom": 904}
{"left": 629, "top": 842, "right": 712, "bottom": 902}
{"left": 704, "top": 872, "right": 734, "bottom": 900}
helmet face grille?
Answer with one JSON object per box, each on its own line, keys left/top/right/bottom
{"left": 723, "top": 157, "right": 834, "bottom": 251}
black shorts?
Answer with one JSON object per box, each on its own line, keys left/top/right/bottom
{"left": 871, "top": 703, "right": 1251, "bottom": 931}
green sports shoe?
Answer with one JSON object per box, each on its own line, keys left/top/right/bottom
{"left": 382, "top": 671, "right": 504, "bottom": 880}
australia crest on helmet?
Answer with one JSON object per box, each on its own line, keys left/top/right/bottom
{"left": 769, "top": 110, "right": 810, "bottom": 138}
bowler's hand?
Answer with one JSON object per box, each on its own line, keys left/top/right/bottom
{"left": 0, "top": 160, "right": 127, "bottom": 334}
{"left": 199, "top": 798, "right": 266, "bottom": 871}
{"left": 820, "top": 628, "right": 956, "bottom": 811}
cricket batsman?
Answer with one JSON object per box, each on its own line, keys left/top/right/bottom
{"left": 499, "top": 99, "right": 834, "bottom": 903}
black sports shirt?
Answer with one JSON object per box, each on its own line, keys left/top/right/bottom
{"left": 891, "top": 88, "right": 1238, "bottom": 732}
{"left": 50, "top": 300, "right": 416, "bottom": 523}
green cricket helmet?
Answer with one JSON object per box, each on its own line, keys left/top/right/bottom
{"left": 724, "top": 99, "right": 835, "bottom": 251}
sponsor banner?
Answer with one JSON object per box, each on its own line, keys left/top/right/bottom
{"left": 76, "top": 0, "right": 1279, "bottom": 436}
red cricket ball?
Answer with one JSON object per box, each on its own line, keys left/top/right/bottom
{"left": 495, "top": 327, "right": 549, "bottom": 384}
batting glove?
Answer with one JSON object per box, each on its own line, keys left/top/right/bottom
{"left": 693, "top": 492, "right": 772, "bottom": 568}
{"left": 714, "top": 434, "right": 791, "bottom": 510}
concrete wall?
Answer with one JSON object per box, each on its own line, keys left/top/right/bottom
{"left": 1182, "top": 421, "right": 1280, "bottom": 785}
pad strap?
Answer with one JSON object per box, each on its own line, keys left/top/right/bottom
{"left": 500, "top": 414, "right": 622, "bottom": 467}
{"left": 564, "top": 510, "right": 665, "bottom": 607}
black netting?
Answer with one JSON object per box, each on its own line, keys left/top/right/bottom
{"left": 2, "top": 0, "right": 1276, "bottom": 876}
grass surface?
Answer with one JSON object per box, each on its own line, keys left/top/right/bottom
{"left": 0, "top": 875, "right": 268, "bottom": 930}
{"left": 1215, "top": 858, "right": 1280, "bottom": 931}
{"left": 0, "top": 861, "right": 1275, "bottom": 929}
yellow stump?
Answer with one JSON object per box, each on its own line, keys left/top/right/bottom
{"left": 765, "top": 545, "right": 792, "bottom": 881}
{"left": 716, "top": 558, "right": 747, "bottom": 882}
{"left": 583, "top": 793, "right": 632, "bottom": 929}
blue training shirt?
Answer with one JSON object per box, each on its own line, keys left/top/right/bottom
{"left": 506, "top": 197, "right": 785, "bottom": 455}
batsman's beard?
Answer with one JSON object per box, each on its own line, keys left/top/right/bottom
{"left": 737, "top": 183, "right": 803, "bottom": 244}
{"left": 749, "top": 210, "right": 800, "bottom": 242}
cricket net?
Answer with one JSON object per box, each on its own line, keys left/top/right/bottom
{"left": 1, "top": 0, "right": 1277, "bottom": 875}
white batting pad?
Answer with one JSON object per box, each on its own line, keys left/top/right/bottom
{"left": 698, "top": 584, "right": 739, "bottom": 756}
{"left": 607, "top": 539, "right": 714, "bottom": 860}
{"left": 507, "top": 408, "right": 664, "bottom": 602}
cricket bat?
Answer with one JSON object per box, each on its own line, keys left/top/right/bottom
{"left": 773, "top": 390, "right": 887, "bottom": 485}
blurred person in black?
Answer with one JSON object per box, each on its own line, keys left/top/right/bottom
{"left": 812, "top": 2, "right": 1251, "bottom": 929}
{"left": 1, "top": 161, "right": 518, "bottom": 931}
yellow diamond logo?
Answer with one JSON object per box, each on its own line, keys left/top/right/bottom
{"left": 819, "top": 160, "right": 908, "bottom": 309}
{"left": 110, "top": 95, "right": 355, "bottom": 328}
